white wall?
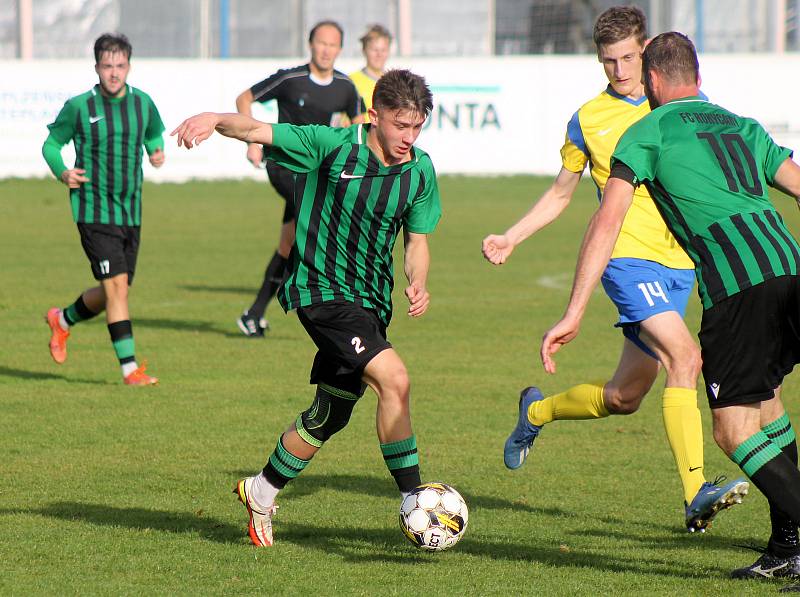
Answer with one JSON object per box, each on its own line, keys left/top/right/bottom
{"left": 2, "top": 55, "right": 799, "bottom": 181}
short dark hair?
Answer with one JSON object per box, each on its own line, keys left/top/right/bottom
{"left": 94, "top": 33, "right": 132, "bottom": 63}
{"left": 372, "top": 69, "right": 433, "bottom": 117}
{"left": 308, "top": 20, "right": 344, "bottom": 46}
{"left": 593, "top": 5, "right": 648, "bottom": 50}
{"left": 360, "top": 24, "right": 392, "bottom": 50}
{"left": 643, "top": 32, "right": 699, "bottom": 85}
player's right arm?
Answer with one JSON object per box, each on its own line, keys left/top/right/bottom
{"left": 42, "top": 100, "right": 89, "bottom": 188}
{"left": 540, "top": 175, "right": 634, "bottom": 373}
{"left": 172, "top": 112, "right": 274, "bottom": 149}
{"left": 482, "top": 166, "right": 582, "bottom": 264}
{"left": 771, "top": 157, "right": 800, "bottom": 205}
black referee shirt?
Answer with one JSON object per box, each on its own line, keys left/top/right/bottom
{"left": 250, "top": 64, "right": 362, "bottom": 125}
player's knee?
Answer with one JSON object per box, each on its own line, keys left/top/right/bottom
{"left": 604, "top": 384, "right": 647, "bottom": 415}
{"left": 662, "top": 343, "right": 702, "bottom": 381}
{"left": 711, "top": 411, "right": 753, "bottom": 457}
{"left": 712, "top": 424, "right": 737, "bottom": 457}
{"left": 383, "top": 367, "right": 410, "bottom": 402}
{"left": 297, "top": 384, "right": 360, "bottom": 445}
{"left": 606, "top": 394, "right": 642, "bottom": 415}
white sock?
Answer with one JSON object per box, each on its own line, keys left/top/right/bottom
{"left": 121, "top": 361, "right": 139, "bottom": 377}
{"left": 251, "top": 472, "right": 280, "bottom": 508}
{"left": 58, "top": 311, "right": 70, "bottom": 331}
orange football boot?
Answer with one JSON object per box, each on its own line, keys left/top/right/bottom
{"left": 123, "top": 363, "right": 159, "bottom": 386}
{"left": 234, "top": 477, "right": 277, "bottom": 547}
{"left": 45, "top": 307, "right": 69, "bottom": 364}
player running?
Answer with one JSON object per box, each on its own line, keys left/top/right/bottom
{"left": 235, "top": 20, "right": 363, "bottom": 338}
{"left": 41, "top": 33, "right": 164, "bottom": 385}
{"left": 543, "top": 31, "right": 800, "bottom": 584}
{"left": 172, "top": 69, "right": 440, "bottom": 547}
{"left": 483, "top": 6, "right": 747, "bottom": 531}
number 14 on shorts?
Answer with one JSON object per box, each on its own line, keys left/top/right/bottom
{"left": 638, "top": 281, "right": 669, "bottom": 307}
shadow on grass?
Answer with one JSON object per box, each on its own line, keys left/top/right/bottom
{"left": 0, "top": 366, "right": 112, "bottom": 385}
{"left": 134, "top": 317, "right": 221, "bottom": 334}
{"left": 228, "top": 472, "right": 569, "bottom": 517}
{"left": 7, "top": 502, "right": 724, "bottom": 577}
{"left": 578, "top": 522, "right": 765, "bottom": 553}
{"left": 272, "top": 521, "right": 726, "bottom": 577}
{"left": 5, "top": 502, "right": 243, "bottom": 545}
{"left": 134, "top": 317, "right": 294, "bottom": 341}
{"left": 179, "top": 284, "right": 254, "bottom": 296}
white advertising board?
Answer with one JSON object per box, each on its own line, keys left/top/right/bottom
{"left": 1, "top": 55, "right": 799, "bottom": 181}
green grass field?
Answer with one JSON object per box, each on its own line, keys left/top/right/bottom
{"left": 2, "top": 176, "right": 800, "bottom": 595}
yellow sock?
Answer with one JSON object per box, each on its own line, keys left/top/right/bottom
{"left": 529, "top": 381, "right": 609, "bottom": 426}
{"left": 662, "top": 387, "right": 706, "bottom": 503}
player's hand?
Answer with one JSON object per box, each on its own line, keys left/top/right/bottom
{"left": 149, "top": 148, "right": 165, "bottom": 168}
{"left": 171, "top": 112, "right": 219, "bottom": 149}
{"left": 405, "top": 283, "right": 430, "bottom": 317}
{"left": 246, "top": 143, "right": 264, "bottom": 168}
{"left": 60, "top": 168, "right": 89, "bottom": 188}
{"left": 482, "top": 234, "right": 514, "bottom": 265}
{"left": 540, "top": 314, "right": 581, "bottom": 374}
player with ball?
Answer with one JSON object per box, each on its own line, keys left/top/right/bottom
{"left": 173, "top": 69, "right": 450, "bottom": 548}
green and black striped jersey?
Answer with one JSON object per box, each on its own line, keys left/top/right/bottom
{"left": 43, "top": 84, "right": 165, "bottom": 226}
{"left": 612, "top": 97, "right": 797, "bottom": 308}
{"left": 269, "top": 123, "right": 441, "bottom": 325}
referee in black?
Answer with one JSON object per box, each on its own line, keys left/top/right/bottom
{"left": 236, "top": 20, "right": 363, "bottom": 337}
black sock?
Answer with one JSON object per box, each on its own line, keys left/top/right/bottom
{"left": 749, "top": 456, "right": 800, "bottom": 531}
{"left": 107, "top": 320, "right": 136, "bottom": 366}
{"left": 764, "top": 415, "right": 800, "bottom": 557}
{"left": 63, "top": 294, "right": 99, "bottom": 326}
{"left": 247, "top": 252, "right": 287, "bottom": 320}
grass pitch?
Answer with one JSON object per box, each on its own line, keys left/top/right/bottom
{"left": 2, "top": 176, "right": 799, "bottom": 595}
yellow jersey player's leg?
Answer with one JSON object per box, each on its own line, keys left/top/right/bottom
{"left": 483, "top": 5, "right": 748, "bottom": 533}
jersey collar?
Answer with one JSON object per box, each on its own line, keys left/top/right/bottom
{"left": 605, "top": 84, "right": 648, "bottom": 106}
{"left": 92, "top": 84, "right": 130, "bottom": 102}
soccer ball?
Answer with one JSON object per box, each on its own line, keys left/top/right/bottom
{"left": 399, "top": 482, "right": 468, "bottom": 551}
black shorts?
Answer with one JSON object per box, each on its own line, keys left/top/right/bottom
{"left": 266, "top": 161, "right": 296, "bottom": 224}
{"left": 296, "top": 301, "right": 392, "bottom": 397}
{"left": 77, "top": 223, "right": 140, "bottom": 283}
{"left": 699, "top": 275, "right": 800, "bottom": 408}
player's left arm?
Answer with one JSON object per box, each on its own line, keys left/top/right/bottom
{"left": 403, "top": 231, "right": 431, "bottom": 318}
{"left": 772, "top": 157, "right": 800, "bottom": 207}
{"left": 172, "top": 112, "right": 274, "bottom": 149}
{"left": 541, "top": 176, "right": 634, "bottom": 373}
{"left": 143, "top": 100, "right": 166, "bottom": 168}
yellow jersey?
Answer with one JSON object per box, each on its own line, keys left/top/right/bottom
{"left": 349, "top": 68, "right": 379, "bottom": 113}
{"left": 561, "top": 86, "right": 693, "bottom": 269}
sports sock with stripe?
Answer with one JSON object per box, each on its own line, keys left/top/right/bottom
{"left": 261, "top": 435, "right": 311, "bottom": 492}
{"left": 528, "top": 381, "right": 609, "bottom": 426}
{"left": 662, "top": 387, "right": 706, "bottom": 503}
{"left": 732, "top": 430, "right": 800, "bottom": 528}
{"left": 107, "top": 320, "right": 137, "bottom": 376}
{"left": 62, "top": 294, "right": 99, "bottom": 328}
{"left": 381, "top": 435, "right": 421, "bottom": 493}
{"left": 763, "top": 413, "right": 800, "bottom": 557}
{"left": 257, "top": 435, "right": 311, "bottom": 506}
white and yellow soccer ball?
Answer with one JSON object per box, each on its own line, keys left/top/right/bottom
{"left": 399, "top": 482, "right": 468, "bottom": 551}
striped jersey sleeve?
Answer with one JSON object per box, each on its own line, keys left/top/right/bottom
{"left": 403, "top": 155, "right": 441, "bottom": 234}
{"left": 269, "top": 124, "right": 352, "bottom": 172}
{"left": 141, "top": 92, "right": 165, "bottom": 153}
